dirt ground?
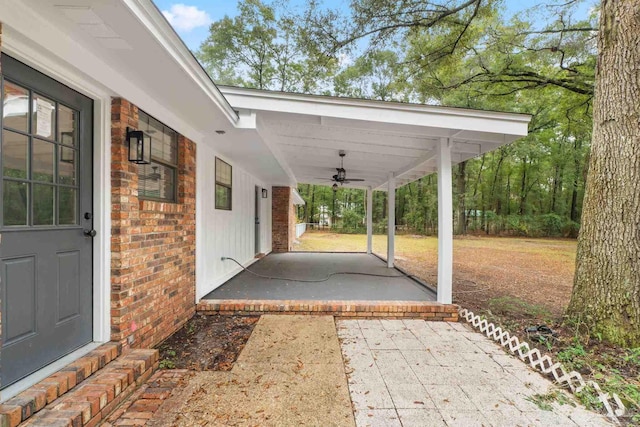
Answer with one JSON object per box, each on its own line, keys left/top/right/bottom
{"left": 158, "top": 314, "right": 259, "bottom": 371}
{"left": 153, "top": 316, "right": 354, "bottom": 427}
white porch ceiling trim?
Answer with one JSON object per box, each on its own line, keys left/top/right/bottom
{"left": 220, "top": 86, "right": 531, "bottom": 191}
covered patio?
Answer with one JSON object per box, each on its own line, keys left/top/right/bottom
{"left": 209, "top": 87, "right": 531, "bottom": 307}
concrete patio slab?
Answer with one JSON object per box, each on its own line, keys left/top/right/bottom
{"left": 337, "top": 319, "right": 613, "bottom": 427}
{"left": 204, "top": 253, "right": 435, "bottom": 301}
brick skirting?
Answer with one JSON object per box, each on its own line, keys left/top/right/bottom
{"left": 197, "top": 299, "right": 459, "bottom": 321}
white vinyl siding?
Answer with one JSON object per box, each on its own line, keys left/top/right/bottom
{"left": 196, "top": 143, "right": 272, "bottom": 299}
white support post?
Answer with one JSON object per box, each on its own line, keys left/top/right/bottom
{"left": 437, "top": 138, "right": 453, "bottom": 304}
{"left": 366, "top": 187, "right": 373, "bottom": 254}
{"left": 387, "top": 173, "right": 395, "bottom": 268}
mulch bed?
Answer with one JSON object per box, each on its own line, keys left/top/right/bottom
{"left": 157, "top": 314, "right": 260, "bottom": 371}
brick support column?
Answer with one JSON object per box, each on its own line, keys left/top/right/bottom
{"left": 272, "top": 186, "right": 293, "bottom": 252}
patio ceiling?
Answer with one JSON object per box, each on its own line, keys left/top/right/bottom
{"left": 221, "top": 86, "right": 531, "bottom": 190}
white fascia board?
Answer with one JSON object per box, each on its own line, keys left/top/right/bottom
{"left": 221, "top": 87, "right": 531, "bottom": 137}
{"left": 122, "top": 0, "right": 238, "bottom": 126}
{"left": 292, "top": 188, "right": 305, "bottom": 205}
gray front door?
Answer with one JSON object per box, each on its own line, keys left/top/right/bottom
{"left": 1, "top": 55, "right": 93, "bottom": 388}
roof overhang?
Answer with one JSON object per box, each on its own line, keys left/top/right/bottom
{"left": 0, "top": 0, "right": 237, "bottom": 144}
{"left": 220, "top": 86, "right": 531, "bottom": 190}
{"left": 292, "top": 189, "right": 305, "bottom": 205}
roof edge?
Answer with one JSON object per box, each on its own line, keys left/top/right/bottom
{"left": 220, "top": 85, "right": 531, "bottom": 124}
{"left": 123, "top": 0, "right": 239, "bottom": 124}
{"left": 292, "top": 188, "right": 305, "bottom": 205}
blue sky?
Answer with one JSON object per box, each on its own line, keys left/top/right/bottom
{"left": 152, "top": 0, "right": 595, "bottom": 52}
{"left": 152, "top": 0, "right": 349, "bottom": 51}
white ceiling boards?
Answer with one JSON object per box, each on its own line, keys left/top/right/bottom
{"left": 221, "top": 86, "right": 531, "bottom": 190}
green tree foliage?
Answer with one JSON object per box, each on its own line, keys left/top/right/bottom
{"left": 333, "top": 50, "right": 407, "bottom": 100}
{"left": 197, "top": 0, "right": 335, "bottom": 91}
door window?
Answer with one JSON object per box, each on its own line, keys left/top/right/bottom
{"left": 1, "top": 79, "right": 80, "bottom": 227}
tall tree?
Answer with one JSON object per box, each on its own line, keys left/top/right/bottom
{"left": 333, "top": 50, "right": 405, "bottom": 100}
{"left": 198, "top": 0, "right": 334, "bottom": 92}
{"left": 567, "top": 0, "right": 640, "bottom": 346}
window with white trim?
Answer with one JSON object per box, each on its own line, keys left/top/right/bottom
{"left": 215, "top": 157, "right": 232, "bottom": 210}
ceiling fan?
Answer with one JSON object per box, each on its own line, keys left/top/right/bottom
{"left": 316, "top": 150, "right": 366, "bottom": 189}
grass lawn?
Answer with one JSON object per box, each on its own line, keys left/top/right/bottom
{"left": 295, "top": 231, "right": 576, "bottom": 316}
{"left": 295, "top": 231, "right": 640, "bottom": 422}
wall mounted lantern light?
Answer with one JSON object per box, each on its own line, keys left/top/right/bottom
{"left": 262, "top": 188, "right": 268, "bottom": 198}
{"left": 127, "top": 127, "right": 152, "bottom": 164}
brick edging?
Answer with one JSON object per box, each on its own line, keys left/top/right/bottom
{"left": 197, "top": 299, "right": 459, "bottom": 321}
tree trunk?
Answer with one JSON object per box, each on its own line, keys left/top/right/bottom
{"left": 456, "top": 161, "right": 467, "bottom": 234}
{"left": 505, "top": 172, "right": 511, "bottom": 216}
{"left": 519, "top": 156, "right": 528, "bottom": 215}
{"left": 570, "top": 137, "right": 584, "bottom": 223}
{"left": 551, "top": 165, "right": 559, "bottom": 214}
{"left": 309, "top": 186, "right": 315, "bottom": 224}
{"left": 490, "top": 149, "right": 505, "bottom": 216}
{"left": 567, "top": 0, "right": 640, "bottom": 346}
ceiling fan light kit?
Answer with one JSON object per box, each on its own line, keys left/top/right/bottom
{"left": 315, "top": 150, "right": 367, "bottom": 186}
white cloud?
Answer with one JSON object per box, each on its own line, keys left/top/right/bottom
{"left": 162, "top": 4, "right": 211, "bottom": 32}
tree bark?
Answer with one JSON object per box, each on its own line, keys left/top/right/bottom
{"left": 309, "top": 185, "right": 315, "bottom": 224}
{"left": 567, "top": 0, "right": 640, "bottom": 346}
{"left": 456, "top": 161, "right": 467, "bottom": 234}
{"left": 519, "top": 156, "right": 528, "bottom": 215}
{"left": 570, "top": 136, "right": 584, "bottom": 223}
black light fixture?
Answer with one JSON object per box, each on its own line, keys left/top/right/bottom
{"left": 262, "top": 188, "right": 268, "bottom": 198}
{"left": 127, "top": 127, "right": 152, "bottom": 164}
{"left": 332, "top": 183, "right": 338, "bottom": 192}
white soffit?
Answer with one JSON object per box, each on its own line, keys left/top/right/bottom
{"left": 1, "top": 0, "right": 237, "bottom": 145}
{"left": 220, "top": 86, "right": 531, "bottom": 191}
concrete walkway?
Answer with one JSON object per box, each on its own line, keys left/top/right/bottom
{"left": 339, "top": 319, "right": 612, "bottom": 427}
{"left": 153, "top": 315, "right": 355, "bottom": 426}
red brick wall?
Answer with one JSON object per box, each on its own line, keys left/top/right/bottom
{"left": 272, "top": 186, "right": 292, "bottom": 252}
{"left": 111, "top": 98, "right": 196, "bottom": 349}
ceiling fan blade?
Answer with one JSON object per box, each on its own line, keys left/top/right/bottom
{"left": 313, "top": 178, "right": 336, "bottom": 181}
{"left": 343, "top": 178, "right": 366, "bottom": 182}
